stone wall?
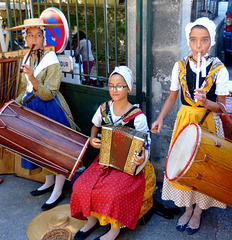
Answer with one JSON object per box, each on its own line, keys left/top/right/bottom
{"left": 150, "top": 0, "right": 187, "bottom": 180}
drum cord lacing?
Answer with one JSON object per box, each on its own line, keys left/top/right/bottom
{"left": 0, "top": 59, "right": 20, "bottom": 108}
{"left": 196, "top": 145, "right": 232, "bottom": 170}
{"left": 49, "top": 90, "right": 81, "bottom": 132}
{"left": 0, "top": 135, "right": 69, "bottom": 173}
{"left": 5, "top": 124, "right": 78, "bottom": 160}
{"left": 180, "top": 169, "right": 232, "bottom": 194}
{"left": 5, "top": 105, "right": 86, "bottom": 147}
{"left": 0, "top": 112, "right": 83, "bottom": 173}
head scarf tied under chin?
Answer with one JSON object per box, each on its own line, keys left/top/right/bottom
{"left": 185, "top": 17, "right": 216, "bottom": 48}
{"left": 109, "top": 66, "right": 133, "bottom": 91}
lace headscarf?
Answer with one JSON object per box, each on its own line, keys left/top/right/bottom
{"left": 22, "top": 26, "right": 47, "bottom": 47}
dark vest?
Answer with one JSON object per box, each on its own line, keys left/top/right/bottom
{"left": 101, "top": 101, "right": 136, "bottom": 129}
{"left": 181, "top": 61, "right": 216, "bottom": 106}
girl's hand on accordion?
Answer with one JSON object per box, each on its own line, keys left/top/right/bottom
{"left": 132, "top": 147, "right": 145, "bottom": 166}
{"left": 90, "top": 137, "right": 101, "bottom": 149}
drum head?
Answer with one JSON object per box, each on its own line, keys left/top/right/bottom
{"left": 166, "top": 123, "right": 201, "bottom": 181}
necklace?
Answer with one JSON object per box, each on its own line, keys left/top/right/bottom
{"left": 191, "top": 57, "right": 202, "bottom": 63}
{"left": 191, "top": 56, "right": 209, "bottom": 63}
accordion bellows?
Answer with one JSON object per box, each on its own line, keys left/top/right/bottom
{"left": 99, "top": 125, "right": 147, "bottom": 175}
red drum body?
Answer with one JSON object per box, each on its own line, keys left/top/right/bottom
{"left": 0, "top": 100, "right": 90, "bottom": 180}
{"left": 165, "top": 123, "right": 232, "bottom": 207}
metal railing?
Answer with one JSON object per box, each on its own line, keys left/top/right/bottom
{"left": 5, "top": 0, "right": 127, "bottom": 84}
{"left": 191, "top": 0, "right": 219, "bottom": 21}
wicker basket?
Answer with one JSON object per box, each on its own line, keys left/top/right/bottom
{"left": 41, "top": 227, "right": 72, "bottom": 240}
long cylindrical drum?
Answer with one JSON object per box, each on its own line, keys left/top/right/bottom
{"left": 165, "top": 123, "right": 232, "bottom": 207}
{"left": 0, "top": 100, "right": 90, "bottom": 180}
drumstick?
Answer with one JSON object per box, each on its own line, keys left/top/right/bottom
{"left": 148, "top": 126, "right": 158, "bottom": 132}
{"left": 195, "top": 52, "right": 201, "bottom": 102}
{"left": 20, "top": 44, "right": 35, "bottom": 73}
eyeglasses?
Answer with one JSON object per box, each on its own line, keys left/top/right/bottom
{"left": 108, "top": 85, "right": 128, "bottom": 91}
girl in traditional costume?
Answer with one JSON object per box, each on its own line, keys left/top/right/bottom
{"left": 7, "top": 18, "right": 75, "bottom": 211}
{"left": 71, "top": 66, "right": 156, "bottom": 240}
{"left": 151, "top": 17, "right": 229, "bottom": 235}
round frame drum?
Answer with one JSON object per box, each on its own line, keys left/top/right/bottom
{"left": 165, "top": 123, "right": 232, "bottom": 207}
{"left": 0, "top": 100, "right": 90, "bottom": 180}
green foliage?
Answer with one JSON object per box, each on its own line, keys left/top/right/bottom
{"left": 6, "top": 3, "right": 126, "bottom": 63}
{"left": 68, "top": 5, "right": 126, "bottom": 62}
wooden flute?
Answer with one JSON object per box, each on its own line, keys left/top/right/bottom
{"left": 20, "top": 44, "right": 35, "bottom": 73}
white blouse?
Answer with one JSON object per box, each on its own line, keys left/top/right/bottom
{"left": 92, "top": 101, "right": 149, "bottom": 135}
{"left": 170, "top": 58, "right": 229, "bottom": 96}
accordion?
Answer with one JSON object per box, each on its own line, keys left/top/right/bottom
{"left": 99, "top": 125, "right": 148, "bottom": 175}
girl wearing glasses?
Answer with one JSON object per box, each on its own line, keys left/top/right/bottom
{"left": 70, "top": 66, "right": 156, "bottom": 240}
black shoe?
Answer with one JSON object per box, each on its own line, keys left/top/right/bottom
{"left": 93, "top": 232, "right": 107, "bottom": 240}
{"left": 41, "top": 193, "right": 65, "bottom": 211}
{"left": 30, "top": 184, "right": 54, "bottom": 196}
{"left": 74, "top": 222, "right": 100, "bottom": 240}
{"left": 93, "top": 230, "right": 119, "bottom": 240}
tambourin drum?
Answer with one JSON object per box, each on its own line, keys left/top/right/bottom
{"left": 165, "top": 123, "right": 232, "bottom": 207}
{"left": 0, "top": 100, "right": 90, "bottom": 180}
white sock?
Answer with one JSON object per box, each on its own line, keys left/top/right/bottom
{"left": 37, "top": 175, "right": 55, "bottom": 191}
{"left": 81, "top": 216, "right": 98, "bottom": 232}
{"left": 188, "top": 205, "right": 203, "bottom": 228}
{"left": 177, "top": 206, "right": 193, "bottom": 225}
{"left": 100, "top": 225, "right": 120, "bottom": 240}
{"left": 45, "top": 175, "right": 65, "bottom": 204}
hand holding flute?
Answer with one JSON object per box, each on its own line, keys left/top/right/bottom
{"left": 20, "top": 44, "right": 35, "bottom": 73}
{"left": 193, "top": 52, "right": 208, "bottom": 106}
{"left": 20, "top": 44, "right": 39, "bottom": 92}
{"left": 194, "top": 52, "right": 201, "bottom": 103}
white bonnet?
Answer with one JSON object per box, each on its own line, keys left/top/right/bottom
{"left": 109, "top": 66, "right": 133, "bottom": 91}
{"left": 185, "top": 17, "right": 216, "bottom": 48}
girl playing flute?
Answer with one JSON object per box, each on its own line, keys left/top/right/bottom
{"left": 7, "top": 18, "right": 75, "bottom": 211}
{"left": 151, "top": 17, "right": 229, "bottom": 235}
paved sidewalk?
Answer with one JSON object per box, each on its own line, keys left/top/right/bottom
{"left": 0, "top": 173, "right": 231, "bottom": 240}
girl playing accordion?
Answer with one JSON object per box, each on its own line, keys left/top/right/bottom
{"left": 71, "top": 66, "right": 156, "bottom": 240}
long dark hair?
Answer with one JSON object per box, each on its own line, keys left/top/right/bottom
{"left": 72, "top": 30, "right": 86, "bottom": 42}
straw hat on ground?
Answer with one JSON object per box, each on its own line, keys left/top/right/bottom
{"left": 41, "top": 227, "right": 72, "bottom": 240}
{"left": 27, "top": 204, "right": 86, "bottom": 240}
{"left": 7, "top": 18, "right": 62, "bottom": 31}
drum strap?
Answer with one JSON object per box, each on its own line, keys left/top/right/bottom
{"left": 198, "top": 103, "right": 232, "bottom": 126}
{"left": 217, "top": 102, "right": 232, "bottom": 126}
{"left": 49, "top": 90, "right": 81, "bottom": 132}
{"left": 105, "top": 101, "right": 140, "bottom": 125}
{"left": 198, "top": 109, "right": 211, "bottom": 126}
